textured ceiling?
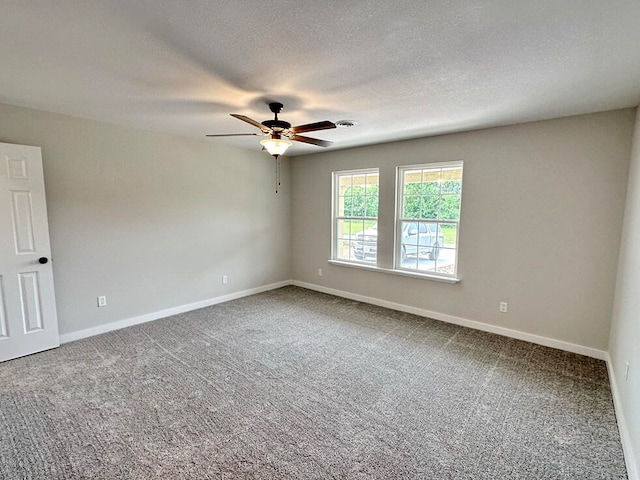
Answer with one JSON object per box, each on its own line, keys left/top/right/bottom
{"left": 1, "top": 1, "right": 640, "bottom": 156}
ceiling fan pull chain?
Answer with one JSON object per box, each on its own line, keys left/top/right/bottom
{"left": 275, "top": 154, "right": 279, "bottom": 193}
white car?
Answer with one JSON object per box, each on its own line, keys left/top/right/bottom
{"left": 353, "top": 222, "right": 444, "bottom": 261}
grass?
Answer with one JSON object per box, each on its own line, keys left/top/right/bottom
{"left": 442, "top": 225, "right": 457, "bottom": 245}
{"left": 340, "top": 220, "right": 457, "bottom": 245}
{"left": 340, "top": 219, "right": 377, "bottom": 235}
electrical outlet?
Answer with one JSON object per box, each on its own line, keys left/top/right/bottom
{"left": 318, "top": 268, "right": 323, "bottom": 276}
{"left": 222, "top": 275, "right": 228, "bottom": 284}
{"left": 499, "top": 302, "right": 508, "bottom": 313}
{"left": 97, "top": 295, "right": 107, "bottom": 307}
{"left": 625, "top": 361, "right": 630, "bottom": 381}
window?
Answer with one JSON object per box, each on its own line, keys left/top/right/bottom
{"left": 333, "top": 169, "right": 379, "bottom": 264}
{"left": 396, "top": 162, "right": 463, "bottom": 276}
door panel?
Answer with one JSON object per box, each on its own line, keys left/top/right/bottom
{"left": 19, "top": 271, "right": 44, "bottom": 332}
{"left": 0, "top": 276, "right": 7, "bottom": 337}
{"left": 11, "top": 190, "right": 37, "bottom": 253}
{"left": 0, "top": 142, "right": 59, "bottom": 362}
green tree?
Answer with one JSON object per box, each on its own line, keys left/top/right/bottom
{"left": 344, "top": 185, "right": 379, "bottom": 217}
{"left": 403, "top": 180, "right": 461, "bottom": 220}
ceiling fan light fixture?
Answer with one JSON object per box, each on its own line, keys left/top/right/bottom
{"left": 260, "top": 138, "right": 292, "bottom": 157}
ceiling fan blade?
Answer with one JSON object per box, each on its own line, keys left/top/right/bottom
{"left": 230, "top": 114, "right": 270, "bottom": 132}
{"left": 205, "top": 133, "right": 263, "bottom": 137}
{"left": 291, "top": 135, "right": 333, "bottom": 147}
{"left": 290, "top": 120, "right": 336, "bottom": 134}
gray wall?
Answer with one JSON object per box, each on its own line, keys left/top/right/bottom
{"left": 610, "top": 107, "right": 640, "bottom": 478}
{"left": 0, "top": 102, "right": 291, "bottom": 335}
{"left": 291, "top": 109, "right": 635, "bottom": 351}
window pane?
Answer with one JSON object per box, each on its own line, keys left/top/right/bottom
{"left": 404, "top": 181, "right": 422, "bottom": 196}
{"left": 336, "top": 219, "right": 365, "bottom": 261}
{"left": 442, "top": 167, "right": 463, "bottom": 184}
{"left": 404, "top": 169, "right": 422, "bottom": 186}
{"left": 399, "top": 252, "right": 419, "bottom": 270}
{"left": 401, "top": 221, "right": 419, "bottom": 247}
{"left": 353, "top": 222, "right": 377, "bottom": 263}
{"left": 365, "top": 196, "right": 377, "bottom": 217}
{"left": 403, "top": 195, "right": 421, "bottom": 218}
{"left": 422, "top": 179, "right": 440, "bottom": 197}
{"left": 441, "top": 178, "right": 462, "bottom": 195}
{"left": 401, "top": 221, "right": 441, "bottom": 257}
{"left": 365, "top": 173, "right": 379, "bottom": 190}
{"left": 337, "top": 195, "right": 347, "bottom": 217}
{"left": 440, "top": 223, "right": 458, "bottom": 246}
{"left": 339, "top": 175, "right": 352, "bottom": 196}
{"left": 434, "top": 247, "right": 457, "bottom": 275}
{"left": 439, "top": 195, "right": 461, "bottom": 220}
{"left": 422, "top": 168, "right": 442, "bottom": 182}
{"left": 420, "top": 195, "right": 440, "bottom": 219}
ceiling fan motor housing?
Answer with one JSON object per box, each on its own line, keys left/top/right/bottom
{"left": 262, "top": 119, "right": 291, "bottom": 132}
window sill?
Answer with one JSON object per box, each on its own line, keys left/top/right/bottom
{"left": 328, "top": 260, "right": 461, "bottom": 284}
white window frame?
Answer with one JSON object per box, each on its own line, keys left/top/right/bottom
{"left": 395, "top": 161, "right": 463, "bottom": 278}
{"left": 331, "top": 168, "right": 380, "bottom": 264}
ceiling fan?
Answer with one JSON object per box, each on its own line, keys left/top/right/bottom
{"left": 206, "top": 102, "right": 336, "bottom": 157}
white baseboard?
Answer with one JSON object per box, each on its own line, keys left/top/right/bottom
{"left": 291, "top": 280, "right": 608, "bottom": 360}
{"left": 61, "top": 279, "right": 607, "bottom": 359}
{"left": 62, "top": 278, "right": 609, "bottom": 360}
{"left": 606, "top": 354, "right": 639, "bottom": 480}
{"left": 59, "top": 280, "right": 290, "bottom": 344}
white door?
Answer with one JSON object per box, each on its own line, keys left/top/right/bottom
{"left": 0, "top": 142, "right": 59, "bottom": 362}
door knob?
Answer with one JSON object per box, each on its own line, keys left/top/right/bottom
{"left": 38, "top": 257, "right": 49, "bottom": 264}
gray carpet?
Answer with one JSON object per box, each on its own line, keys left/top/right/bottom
{"left": 0, "top": 286, "right": 627, "bottom": 479}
